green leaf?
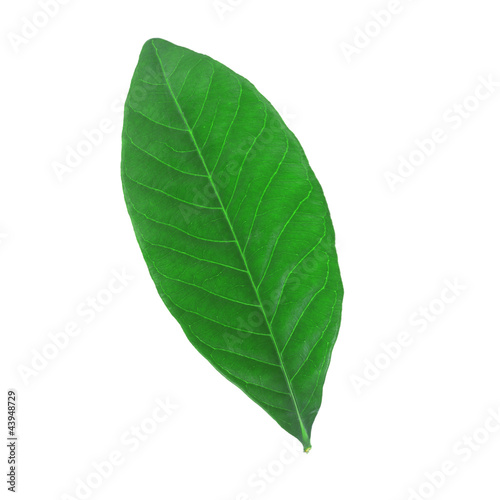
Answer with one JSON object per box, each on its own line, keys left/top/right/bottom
{"left": 121, "top": 38, "right": 343, "bottom": 451}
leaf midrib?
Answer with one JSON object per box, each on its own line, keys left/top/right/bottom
{"left": 151, "top": 41, "right": 311, "bottom": 449}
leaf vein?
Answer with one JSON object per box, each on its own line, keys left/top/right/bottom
{"left": 124, "top": 133, "right": 208, "bottom": 177}
{"left": 243, "top": 135, "right": 289, "bottom": 254}
{"left": 153, "top": 270, "right": 260, "bottom": 307}
{"left": 126, "top": 104, "right": 189, "bottom": 131}
{"left": 257, "top": 183, "right": 314, "bottom": 289}
{"left": 156, "top": 282, "right": 268, "bottom": 336}
{"left": 124, "top": 171, "right": 222, "bottom": 210}
{"left": 226, "top": 104, "right": 268, "bottom": 210}
{"left": 280, "top": 257, "right": 331, "bottom": 356}
{"left": 290, "top": 296, "right": 337, "bottom": 382}
{"left": 270, "top": 219, "right": 327, "bottom": 324}
{"left": 126, "top": 197, "right": 234, "bottom": 243}
{"left": 142, "top": 238, "right": 246, "bottom": 272}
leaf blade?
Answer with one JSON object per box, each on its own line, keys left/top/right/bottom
{"left": 122, "top": 38, "right": 343, "bottom": 450}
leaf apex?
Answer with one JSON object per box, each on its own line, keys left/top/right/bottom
{"left": 142, "top": 37, "right": 180, "bottom": 52}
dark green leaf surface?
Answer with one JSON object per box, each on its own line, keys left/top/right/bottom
{"left": 121, "top": 38, "right": 343, "bottom": 451}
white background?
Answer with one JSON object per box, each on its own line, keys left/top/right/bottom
{"left": 2, "top": 0, "right": 500, "bottom": 499}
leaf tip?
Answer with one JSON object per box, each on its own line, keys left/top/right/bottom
{"left": 142, "top": 37, "right": 180, "bottom": 53}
